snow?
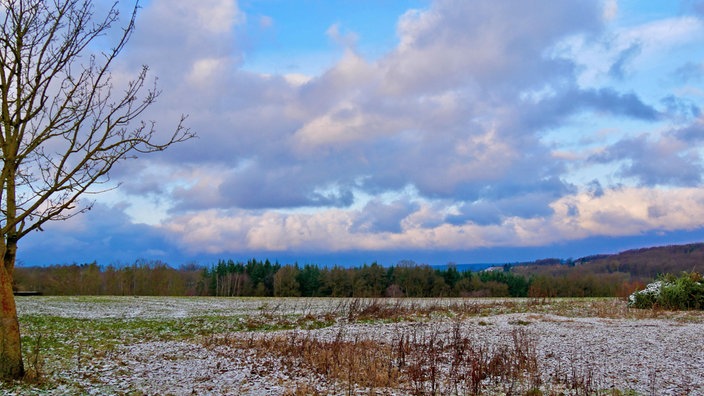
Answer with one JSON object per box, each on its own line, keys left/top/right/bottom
{"left": 16, "top": 296, "right": 354, "bottom": 319}
{"left": 8, "top": 297, "right": 704, "bottom": 395}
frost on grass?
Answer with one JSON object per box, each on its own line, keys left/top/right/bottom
{"left": 7, "top": 297, "right": 704, "bottom": 395}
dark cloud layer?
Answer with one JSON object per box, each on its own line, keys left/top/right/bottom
{"left": 590, "top": 133, "right": 703, "bottom": 187}
{"left": 19, "top": 204, "right": 179, "bottom": 265}
{"left": 352, "top": 199, "right": 419, "bottom": 233}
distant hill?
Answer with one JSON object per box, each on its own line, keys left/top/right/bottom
{"left": 432, "top": 263, "right": 498, "bottom": 272}
{"left": 511, "top": 243, "right": 704, "bottom": 280}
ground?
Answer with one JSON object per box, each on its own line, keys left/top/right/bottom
{"left": 2, "top": 296, "right": 703, "bottom": 395}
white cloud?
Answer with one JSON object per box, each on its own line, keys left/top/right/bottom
{"left": 602, "top": 0, "right": 618, "bottom": 21}
{"left": 621, "top": 16, "right": 704, "bottom": 56}
{"left": 283, "top": 73, "right": 311, "bottom": 86}
{"left": 195, "top": 0, "right": 242, "bottom": 33}
{"left": 292, "top": 100, "right": 410, "bottom": 151}
{"left": 148, "top": 0, "right": 242, "bottom": 35}
{"left": 555, "top": 15, "right": 704, "bottom": 87}
{"left": 326, "top": 23, "right": 359, "bottom": 49}
{"left": 187, "top": 57, "right": 230, "bottom": 86}
{"left": 552, "top": 187, "right": 704, "bottom": 237}
{"left": 69, "top": 0, "right": 704, "bottom": 263}
{"left": 161, "top": 186, "right": 704, "bottom": 255}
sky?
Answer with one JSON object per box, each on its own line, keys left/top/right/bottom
{"left": 16, "top": 0, "right": 704, "bottom": 267}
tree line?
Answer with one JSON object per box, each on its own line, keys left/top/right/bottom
{"left": 14, "top": 261, "right": 202, "bottom": 296}
{"left": 201, "top": 259, "right": 532, "bottom": 298}
{"left": 13, "top": 258, "right": 644, "bottom": 298}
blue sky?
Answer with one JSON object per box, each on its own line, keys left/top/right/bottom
{"left": 17, "top": 0, "right": 704, "bottom": 267}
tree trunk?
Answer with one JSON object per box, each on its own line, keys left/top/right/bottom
{"left": 0, "top": 258, "right": 24, "bottom": 380}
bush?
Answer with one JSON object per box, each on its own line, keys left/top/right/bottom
{"left": 627, "top": 281, "right": 662, "bottom": 309}
{"left": 628, "top": 272, "right": 704, "bottom": 310}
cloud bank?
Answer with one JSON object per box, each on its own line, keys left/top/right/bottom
{"left": 18, "top": 0, "right": 704, "bottom": 266}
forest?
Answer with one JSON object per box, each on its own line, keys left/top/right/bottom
{"left": 12, "top": 259, "right": 528, "bottom": 298}
{"left": 13, "top": 243, "right": 704, "bottom": 298}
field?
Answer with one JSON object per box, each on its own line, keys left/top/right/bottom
{"left": 3, "top": 296, "right": 704, "bottom": 395}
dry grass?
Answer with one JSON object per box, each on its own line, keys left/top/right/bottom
{"left": 206, "top": 322, "right": 551, "bottom": 395}
{"left": 201, "top": 298, "right": 704, "bottom": 395}
{"left": 335, "top": 297, "right": 704, "bottom": 322}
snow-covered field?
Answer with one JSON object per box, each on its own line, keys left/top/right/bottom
{"left": 6, "top": 296, "right": 704, "bottom": 395}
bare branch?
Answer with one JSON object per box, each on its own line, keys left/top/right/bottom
{"left": 0, "top": 0, "right": 194, "bottom": 240}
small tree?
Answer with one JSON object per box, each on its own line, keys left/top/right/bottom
{"left": 273, "top": 265, "right": 301, "bottom": 297}
{"left": 0, "top": 0, "right": 193, "bottom": 379}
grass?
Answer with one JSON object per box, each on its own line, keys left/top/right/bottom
{"left": 206, "top": 323, "right": 545, "bottom": 395}
{"left": 5, "top": 296, "right": 703, "bottom": 394}
{"left": 18, "top": 311, "right": 337, "bottom": 376}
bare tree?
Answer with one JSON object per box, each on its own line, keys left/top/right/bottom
{"left": 0, "top": 0, "right": 193, "bottom": 379}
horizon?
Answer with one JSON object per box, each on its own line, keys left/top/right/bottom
{"left": 17, "top": 238, "right": 704, "bottom": 269}
{"left": 16, "top": 0, "right": 704, "bottom": 268}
